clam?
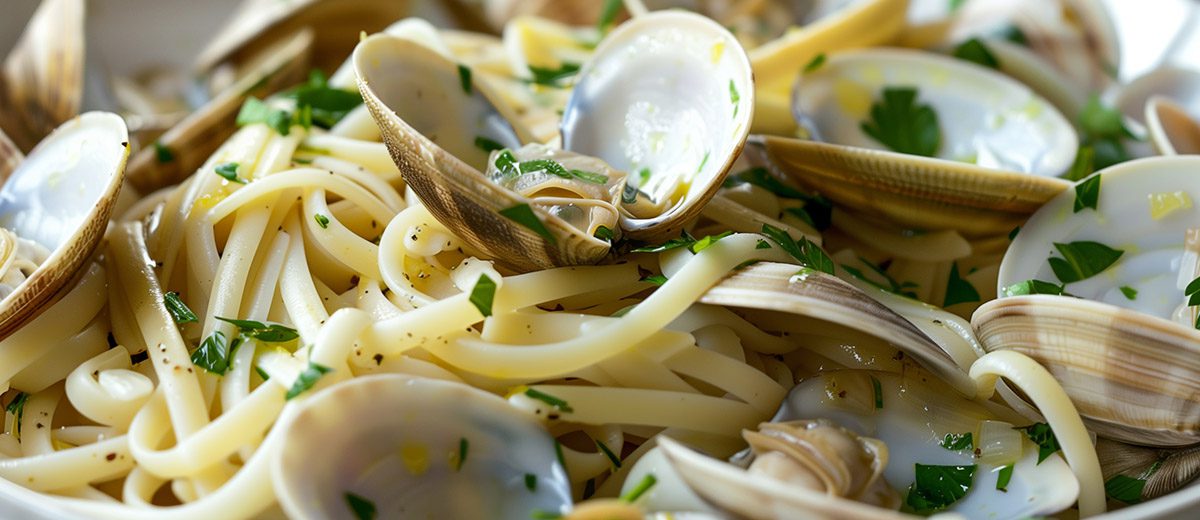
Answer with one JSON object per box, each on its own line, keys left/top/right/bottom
{"left": 1115, "top": 66, "right": 1200, "bottom": 125}
{"left": 974, "top": 155, "right": 1200, "bottom": 446}
{"left": 1146, "top": 96, "right": 1200, "bottom": 156}
{"left": 357, "top": 11, "right": 752, "bottom": 270}
{"left": 0, "top": 128, "right": 20, "bottom": 182}
{"left": 660, "top": 371, "right": 1079, "bottom": 519}
{"left": 699, "top": 261, "right": 977, "bottom": 396}
{"left": 0, "top": 0, "right": 85, "bottom": 152}
{"left": 272, "top": 374, "right": 572, "bottom": 519}
{"left": 0, "top": 112, "right": 128, "bottom": 340}
{"left": 751, "top": 47, "right": 1075, "bottom": 236}
{"left": 1097, "top": 438, "right": 1200, "bottom": 503}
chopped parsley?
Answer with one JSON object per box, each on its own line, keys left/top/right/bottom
{"left": 516, "top": 158, "right": 607, "bottom": 184}
{"left": 729, "top": 80, "right": 740, "bottom": 118}
{"left": 755, "top": 239, "right": 772, "bottom": 249}
{"left": 236, "top": 97, "right": 292, "bottom": 135}
{"left": 500, "top": 204, "right": 556, "bottom": 244}
{"left": 1079, "top": 95, "right": 1139, "bottom": 170}
{"left": 527, "top": 63, "right": 580, "bottom": 88}
{"left": 861, "top": 87, "right": 941, "bottom": 157}
{"left": 456, "top": 437, "right": 470, "bottom": 471}
{"left": 952, "top": 38, "right": 1000, "bottom": 69}
{"left": 622, "top": 184, "right": 639, "bottom": 204}
{"left": 285, "top": 361, "right": 332, "bottom": 400}
{"left": 154, "top": 142, "right": 174, "bottom": 164}
{"left": 690, "top": 231, "right": 732, "bottom": 254}
{"left": 1106, "top": 460, "right": 1161, "bottom": 505}
{"left": 996, "top": 464, "right": 1014, "bottom": 492}
{"left": 345, "top": 492, "right": 376, "bottom": 520}
{"left": 314, "top": 214, "right": 330, "bottom": 229}
{"left": 595, "top": 439, "right": 621, "bottom": 469}
{"left": 940, "top": 432, "right": 973, "bottom": 451}
{"left": 804, "top": 53, "right": 827, "bottom": 73}
{"left": 287, "top": 70, "right": 363, "bottom": 128}
{"left": 530, "top": 510, "right": 563, "bottom": 520}
{"left": 870, "top": 375, "right": 883, "bottom": 409}
{"left": 1120, "top": 285, "right": 1138, "bottom": 300}
{"left": 1074, "top": 173, "right": 1101, "bottom": 213}
{"left": 6, "top": 392, "right": 27, "bottom": 436}
{"left": 457, "top": 64, "right": 472, "bottom": 95}
{"left": 841, "top": 258, "right": 919, "bottom": 299}
{"left": 593, "top": 225, "right": 614, "bottom": 242}
{"left": 524, "top": 473, "right": 538, "bottom": 492}
{"left": 943, "top": 262, "right": 981, "bottom": 307}
{"left": 1063, "top": 145, "right": 1096, "bottom": 182}
{"left": 640, "top": 274, "right": 668, "bottom": 286}
{"left": 469, "top": 274, "right": 497, "bottom": 317}
{"left": 905, "top": 464, "right": 976, "bottom": 514}
{"left": 215, "top": 317, "right": 300, "bottom": 342}
{"left": 597, "top": 0, "right": 622, "bottom": 32}
{"left": 191, "top": 331, "right": 230, "bottom": 375}
{"left": 164, "top": 291, "right": 198, "bottom": 324}
{"left": 524, "top": 387, "right": 573, "bottom": 413}
{"left": 1001, "top": 279, "right": 1065, "bottom": 297}
{"left": 1016, "top": 422, "right": 1061, "bottom": 464}
{"left": 569, "top": 169, "right": 608, "bottom": 184}
{"left": 474, "top": 136, "right": 505, "bottom": 152}
{"left": 255, "top": 366, "right": 271, "bottom": 381}
{"left": 631, "top": 230, "right": 696, "bottom": 253}
{"left": 215, "top": 162, "right": 247, "bottom": 184}
{"left": 1008, "top": 226, "right": 1020, "bottom": 241}
{"left": 1047, "top": 241, "right": 1124, "bottom": 284}
{"left": 760, "top": 223, "right": 835, "bottom": 275}
{"left": 621, "top": 473, "right": 658, "bottom": 503}
{"left": 723, "top": 167, "right": 832, "bottom": 230}
{"left": 1186, "top": 275, "right": 1200, "bottom": 329}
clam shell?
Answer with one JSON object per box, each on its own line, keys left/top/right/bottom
{"left": 700, "top": 261, "right": 975, "bottom": 396}
{"left": 561, "top": 10, "right": 754, "bottom": 242}
{"left": 0, "top": 112, "right": 128, "bottom": 341}
{"left": 1116, "top": 66, "right": 1200, "bottom": 125}
{"left": 193, "top": 0, "right": 410, "bottom": 75}
{"left": 272, "top": 375, "right": 571, "bottom": 519}
{"left": 124, "top": 29, "right": 313, "bottom": 194}
{"left": 0, "top": 0, "right": 85, "bottom": 152}
{"left": 973, "top": 295, "right": 1200, "bottom": 447}
{"left": 355, "top": 34, "right": 608, "bottom": 272}
{"left": 1146, "top": 96, "right": 1200, "bottom": 156}
{"left": 0, "top": 127, "right": 21, "bottom": 183}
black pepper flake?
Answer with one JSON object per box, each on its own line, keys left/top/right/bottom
{"left": 105, "top": 453, "right": 116, "bottom": 461}
{"left": 373, "top": 354, "right": 383, "bottom": 365}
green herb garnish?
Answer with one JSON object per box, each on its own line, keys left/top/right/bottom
{"left": 861, "top": 87, "right": 941, "bottom": 157}
{"left": 494, "top": 149, "right": 519, "bottom": 178}
{"left": 622, "top": 184, "right": 639, "bottom": 204}
{"left": 631, "top": 230, "right": 696, "bottom": 253}
{"left": 729, "top": 80, "right": 740, "bottom": 117}
{"left": 597, "top": 0, "right": 622, "bottom": 32}
{"left": 191, "top": 331, "right": 230, "bottom": 375}
{"left": 1119, "top": 285, "right": 1138, "bottom": 300}
{"left": 1105, "top": 460, "right": 1161, "bottom": 505}
{"left": 593, "top": 225, "right": 614, "bottom": 242}
{"left": 528, "top": 63, "right": 581, "bottom": 88}
{"left": 1079, "top": 95, "right": 1139, "bottom": 170}
{"left": 530, "top": 510, "right": 563, "bottom": 520}
{"left": 804, "top": 53, "right": 827, "bottom": 73}
{"left": 690, "top": 231, "right": 733, "bottom": 254}
{"left": 641, "top": 274, "right": 667, "bottom": 286}
{"left": 475, "top": 136, "right": 505, "bottom": 152}
{"left": 760, "top": 224, "right": 835, "bottom": 275}
{"left": 255, "top": 366, "right": 270, "bottom": 381}
{"left": 1074, "top": 173, "right": 1101, "bottom": 213}
{"left": 569, "top": 169, "right": 608, "bottom": 184}
{"left": 164, "top": 291, "right": 198, "bottom": 324}
{"left": 500, "top": 204, "right": 556, "bottom": 244}
{"left": 724, "top": 167, "right": 832, "bottom": 230}
{"left": 215, "top": 162, "right": 246, "bottom": 184}
{"left": 314, "top": 214, "right": 330, "bottom": 229}
{"left": 996, "top": 464, "right": 1014, "bottom": 492}
{"left": 214, "top": 317, "right": 300, "bottom": 342}
{"left": 345, "top": 492, "right": 376, "bottom": 520}
{"left": 595, "top": 439, "right": 621, "bottom": 469}
{"left": 1064, "top": 145, "right": 1096, "bottom": 182}
{"left": 456, "top": 437, "right": 469, "bottom": 471}
{"left": 524, "top": 473, "right": 537, "bottom": 492}
{"left": 524, "top": 387, "right": 573, "bottom": 413}
{"left": 1047, "top": 241, "right": 1124, "bottom": 284}
{"left": 943, "top": 262, "right": 981, "bottom": 307}
{"left": 288, "top": 71, "right": 363, "bottom": 128}
{"left": 154, "top": 142, "right": 174, "bottom": 164}
{"left": 905, "top": 464, "right": 976, "bottom": 514}
{"left": 285, "top": 361, "right": 332, "bottom": 400}
{"left": 457, "top": 64, "right": 472, "bottom": 95}
{"left": 1008, "top": 226, "right": 1020, "bottom": 241}
{"left": 940, "top": 432, "right": 974, "bottom": 451}
{"left": 1016, "top": 422, "right": 1061, "bottom": 463}
{"left": 236, "top": 97, "right": 292, "bottom": 135}
{"left": 841, "top": 258, "right": 919, "bottom": 299}
{"left": 621, "top": 473, "right": 658, "bottom": 503}
{"left": 469, "top": 274, "right": 497, "bottom": 317}
{"left": 6, "top": 392, "right": 27, "bottom": 436}
{"left": 870, "top": 375, "right": 883, "bottom": 409}
{"left": 953, "top": 38, "right": 1000, "bottom": 69}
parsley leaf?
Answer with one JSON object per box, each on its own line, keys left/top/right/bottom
{"left": 597, "top": 0, "right": 622, "bottom": 32}
{"left": 500, "top": 204, "right": 557, "bottom": 244}
{"left": 524, "top": 473, "right": 538, "bottom": 492}
{"left": 1016, "top": 422, "right": 1061, "bottom": 463}
{"left": 236, "top": 97, "right": 292, "bottom": 135}
{"left": 996, "top": 464, "right": 1014, "bottom": 492}
{"left": 1001, "top": 279, "right": 1065, "bottom": 297}
{"left": 593, "top": 225, "right": 614, "bottom": 242}
{"left": 723, "top": 167, "right": 832, "bottom": 230}
{"left": 940, "top": 432, "right": 974, "bottom": 451}
{"left": 191, "top": 331, "right": 230, "bottom": 375}
{"left": 640, "top": 274, "right": 668, "bottom": 286}
{"left": 456, "top": 437, "right": 470, "bottom": 471}
{"left": 729, "top": 80, "right": 740, "bottom": 118}
{"left": 861, "top": 87, "right": 941, "bottom": 157}
{"left": 1063, "top": 145, "right": 1096, "bottom": 182}
{"left": 631, "top": 231, "right": 696, "bottom": 253}
{"left": 469, "top": 274, "right": 497, "bottom": 317}
{"left": 1078, "top": 95, "right": 1139, "bottom": 170}
{"left": 953, "top": 38, "right": 1000, "bottom": 69}
{"left": 804, "top": 53, "right": 827, "bottom": 73}
{"left": 286, "top": 361, "right": 332, "bottom": 400}
{"left": 314, "top": 214, "right": 330, "bottom": 229}
{"left": 528, "top": 63, "right": 580, "bottom": 88}
{"left": 6, "top": 392, "right": 27, "bottom": 436}
{"left": 760, "top": 224, "right": 834, "bottom": 275}
{"left": 690, "top": 231, "right": 733, "bottom": 254}
{"left": 569, "top": 169, "right": 608, "bottom": 184}
{"left": 870, "top": 375, "right": 883, "bottom": 409}
{"left": 1119, "top": 285, "right": 1138, "bottom": 300}
{"left": 475, "top": 136, "right": 505, "bottom": 153}
{"left": 1074, "top": 174, "right": 1101, "bottom": 213}
{"left": 1008, "top": 226, "right": 1020, "bottom": 241}
{"left": 1047, "top": 241, "right": 1124, "bottom": 284}
{"left": 905, "top": 464, "right": 976, "bottom": 514}
{"left": 494, "top": 149, "right": 519, "bottom": 178}
{"left": 154, "top": 142, "right": 174, "bottom": 164}
{"left": 1106, "top": 475, "right": 1146, "bottom": 505}
{"left": 457, "top": 64, "right": 472, "bottom": 95}
{"left": 524, "top": 387, "right": 573, "bottom": 412}
{"left": 345, "top": 492, "right": 376, "bottom": 520}
{"left": 943, "top": 262, "right": 981, "bottom": 307}
{"left": 214, "top": 317, "right": 299, "bottom": 342}
{"left": 842, "top": 258, "right": 919, "bottom": 299}
{"left": 164, "top": 291, "right": 198, "bottom": 324}
{"left": 596, "top": 438, "right": 622, "bottom": 469}
{"left": 621, "top": 474, "right": 658, "bottom": 503}
{"left": 215, "top": 162, "right": 246, "bottom": 184}
{"left": 289, "top": 71, "right": 363, "bottom": 128}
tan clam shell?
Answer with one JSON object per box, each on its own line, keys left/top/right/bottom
{"left": 124, "top": 29, "right": 313, "bottom": 194}
{"left": 748, "top": 135, "right": 1070, "bottom": 237}
{"left": 0, "top": 127, "right": 21, "bottom": 183}
{"left": 1146, "top": 96, "right": 1200, "bottom": 156}
{"left": 973, "top": 295, "right": 1200, "bottom": 447}
{"left": 700, "top": 261, "right": 975, "bottom": 396}
{"left": 355, "top": 34, "right": 608, "bottom": 272}
{"left": 1097, "top": 438, "right": 1200, "bottom": 501}
{"left": 193, "top": 0, "right": 410, "bottom": 75}
{"left": 0, "top": 112, "right": 128, "bottom": 341}
{"left": 0, "top": 0, "right": 85, "bottom": 152}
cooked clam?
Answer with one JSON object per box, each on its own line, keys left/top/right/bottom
{"left": 1097, "top": 438, "right": 1200, "bottom": 503}
{"left": 273, "top": 375, "right": 572, "bottom": 519}
{"left": 0, "top": 0, "right": 85, "bottom": 152}
{"left": 752, "top": 47, "right": 1076, "bottom": 236}
{"left": 1146, "top": 96, "right": 1200, "bottom": 156}
{"left": 976, "top": 155, "right": 1200, "bottom": 446}
{"left": 660, "top": 371, "right": 1079, "bottom": 519}
{"left": 0, "top": 112, "right": 128, "bottom": 340}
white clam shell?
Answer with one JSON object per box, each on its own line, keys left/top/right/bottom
{"left": 272, "top": 375, "right": 571, "bottom": 519}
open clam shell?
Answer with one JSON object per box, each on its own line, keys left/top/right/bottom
{"left": 977, "top": 156, "right": 1200, "bottom": 446}
{"left": 273, "top": 375, "right": 572, "bottom": 519}
{"left": 1115, "top": 66, "right": 1200, "bottom": 125}
{"left": 356, "top": 34, "right": 613, "bottom": 272}
{"left": 561, "top": 10, "right": 754, "bottom": 242}
{"left": 700, "top": 261, "right": 975, "bottom": 396}
{"left": 0, "top": 112, "right": 128, "bottom": 340}
{"left": 1146, "top": 96, "right": 1200, "bottom": 156}
{"left": 753, "top": 48, "right": 1075, "bottom": 236}
{"left": 0, "top": 128, "right": 20, "bottom": 183}
{"left": 0, "top": 0, "right": 85, "bottom": 152}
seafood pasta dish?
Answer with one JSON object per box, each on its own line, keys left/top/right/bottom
{"left": 0, "top": 0, "right": 1199, "bottom": 518}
